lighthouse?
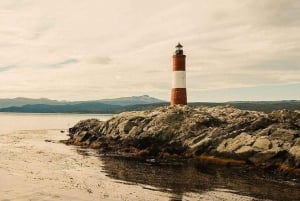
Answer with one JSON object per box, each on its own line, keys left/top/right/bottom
{"left": 171, "top": 43, "right": 187, "bottom": 105}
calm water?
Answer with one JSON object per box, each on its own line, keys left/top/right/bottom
{"left": 0, "top": 112, "right": 113, "bottom": 134}
{"left": 82, "top": 150, "right": 300, "bottom": 201}
{"left": 0, "top": 113, "right": 299, "bottom": 201}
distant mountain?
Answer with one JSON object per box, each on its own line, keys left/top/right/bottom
{"left": 0, "top": 96, "right": 299, "bottom": 114}
{"left": 99, "top": 95, "right": 165, "bottom": 106}
{"left": 0, "top": 95, "right": 166, "bottom": 109}
{"left": 0, "top": 103, "right": 123, "bottom": 114}
{"left": 0, "top": 97, "right": 66, "bottom": 109}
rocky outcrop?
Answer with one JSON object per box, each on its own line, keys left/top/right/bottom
{"left": 65, "top": 105, "right": 300, "bottom": 172}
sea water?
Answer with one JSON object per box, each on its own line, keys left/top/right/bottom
{"left": 0, "top": 112, "right": 113, "bottom": 134}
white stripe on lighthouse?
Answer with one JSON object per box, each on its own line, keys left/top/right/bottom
{"left": 172, "top": 71, "right": 186, "bottom": 88}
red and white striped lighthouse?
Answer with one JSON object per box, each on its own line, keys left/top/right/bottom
{"left": 171, "top": 43, "right": 187, "bottom": 105}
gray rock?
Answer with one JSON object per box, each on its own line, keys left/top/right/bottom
{"left": 235, "top": 146, "right": 257, "bottom": 158}
{"left": 66, "top": 105, "right": 300, "bottom": 169}
{"left": 289, "top": 146, "right": 300, "bottom": 167}
{"left": 252, "top": 137, "right": 271, "bottom": 150}
{"left": 217, "top": 132, "right": 255, "bottom": 153}
{"left": 249, "top": 148, "right": 281, "bottom": 164}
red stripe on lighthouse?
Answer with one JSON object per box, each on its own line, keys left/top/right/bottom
{"left": 171, "top": 88, "right": 187, "bottom": 105}
{"left": 172, "top": 55, "right": 186, "bottom": 71}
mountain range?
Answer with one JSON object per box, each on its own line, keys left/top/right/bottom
{"left": 0, "top": 95, "right": 299, "bottom": 114}
{"left": 0, "top": 95, "right": 166, "bottom": 113}
{"left": 0, "top": 95, "right": 164, "bottom": 109}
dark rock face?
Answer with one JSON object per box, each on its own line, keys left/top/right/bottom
{"left": 66, "top": 105, "right": 300, "bottom": 171}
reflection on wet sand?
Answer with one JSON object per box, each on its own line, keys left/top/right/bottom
{"left": 92, "top": 152, "right": 299, "bottom": 201}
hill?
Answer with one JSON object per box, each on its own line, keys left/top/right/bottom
{"left": 0, "top": 98, "right": 299, "bottom": 114}
{"left": 0, "top": 95, "right": 165, "bottom": 109}
{"left": 0, "top": 97, "right": 65, "bottom": 109}
{"left": 0, "top": 103, "right": 122, "bottom": 114}
{"left": 99, "top": 95, "right": 164, "bottom": 106}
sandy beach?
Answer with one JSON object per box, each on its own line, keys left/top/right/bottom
{"left": 0, "top": 129, "right": 262, "bottom": 201}
{"left": 0, "top": 129, "right": 172, "bottom": 201}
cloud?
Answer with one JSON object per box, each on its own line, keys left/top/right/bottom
{"left": 44, "top": 59, "right": 79, "bottom": 68}
{"left": 189, "top": 83, "right": 300, "bottom": 102}
{"left": 242, "top": 0, "right": 300, "bottom": 27}
{"left": 87, "top": 56, "right": 111, "bottom": 65}
{"left": 0, "top": 0, "right": 299, "bottom": 101}
{"left": 249, "top": 58, "right": 300, "bottom": 71}
{"left": 0, "top": 65, "right": 16, "bottom": 72}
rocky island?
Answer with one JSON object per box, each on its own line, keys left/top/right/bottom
{"left": 64, "top": 105, "right": 300, "bottom": 174}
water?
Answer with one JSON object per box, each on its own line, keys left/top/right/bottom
{"left": 0, "top": 113, "right": 299, "bottom": 201}
{"left": 92, "top": 151, "right": 300, "bottom": 201}
{"left": 0, "top": 112, "right": 112, "bottom": 134}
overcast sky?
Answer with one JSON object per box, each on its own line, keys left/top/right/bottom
{"left": 0, "top": 0, "right": 299, "bottom": 102}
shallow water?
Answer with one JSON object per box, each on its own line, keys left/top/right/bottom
{"left": 0, "top": 113, "right": 299, "bottom": 201}
{"left": 79, "top": 149, "right": 300, "bottom": 201}
{"left": 0, "top": 112, "right": 112, "bottom": 134}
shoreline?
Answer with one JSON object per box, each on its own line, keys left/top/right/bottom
{"left": 63, "top": 140, "right": 300, "bottom": 180}
{"left": 0, "top": 129, "right": 174, "bottom": 201}
{"left": 1, "top": 128, "right": 299, "bottom": 200}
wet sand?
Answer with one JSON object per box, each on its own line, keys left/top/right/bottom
{"left": 0, "top": 129, "right": 258, "bottom": 201}
{"left": 0, "top": 130, "right": 173, "bottom": 200}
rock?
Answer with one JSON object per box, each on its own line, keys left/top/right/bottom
{"left": 65, "top": 105, "right": 300, "bottom": 171}
{"left": 248, "top": 117, "right": 272, "bottom": 131}
{"left": 128, "top": 126, "right": 143, "bottom": 136}
{"left": 289, "top": 146, "right": 300, "bottom": 167}
{"left": 269, "top": 109, "right": 300, "bottom": 127}
{"left": 217, "top": 132, "right": 255, "bottom": 153}
{"left": 269, "top": 127, "right": 296, "bottom": 143}
{"left": 252, "top": 137, "right": 271, "bottom": 150}
{"left": 191, "top": 137, "right": 213, "bottom": 155}
{"left": 72, "top": 131, "right": 93, "bottom": 145}
{"left": 249, "top": 148, "right": 282, "bottom": 164}
{"left": 117, "top": 120, "right": 136, "bottom": 134}
{"left": 235, "top": 146, "right": 257, "bottom": 158}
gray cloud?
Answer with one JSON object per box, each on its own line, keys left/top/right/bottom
{"left": 249, "top": 59, "right": 300, "bottom": 71}
{"left": 30, "top": 22, "right": 54, "bottom": 40}
{"left": 2, "top": 0, "right": 30, "bottom": 10}
{"left": 0, "top": 65, "right": 16, "bottom": 72}
{"left": 87, "top": 56, "right": 111, "bottom": 65}
{"left": 243, "top": 0, "right": 300, "bottom": 27}
{"left": 45, "top": 59, "right": 79, "bottom": 68}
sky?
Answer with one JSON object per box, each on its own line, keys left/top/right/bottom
{"left": 0, "top": 0, "right": 299, "bottom": 102}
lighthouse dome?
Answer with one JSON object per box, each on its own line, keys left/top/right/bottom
{"left": 175, "top": 43, "right": 183, "bottom": 55}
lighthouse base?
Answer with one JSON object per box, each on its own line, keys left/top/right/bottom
{"left": 171, "top": 88, "right": 187, "bottom": 106}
